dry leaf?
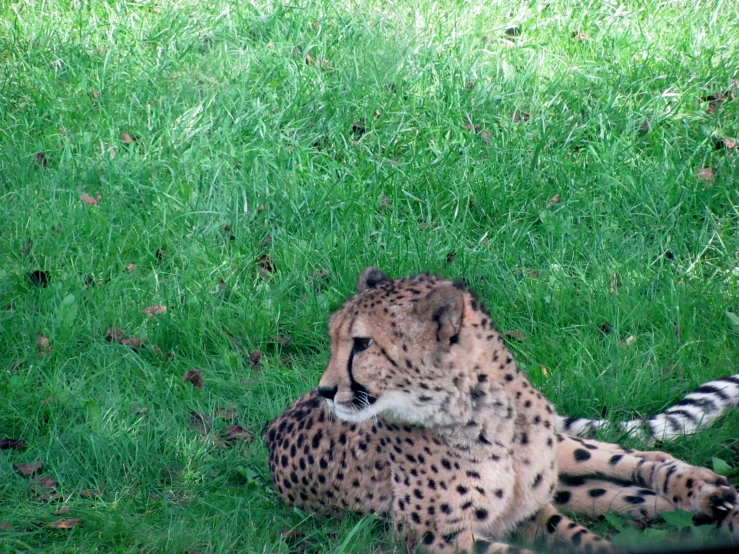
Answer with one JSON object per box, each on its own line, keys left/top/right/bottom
{"left": 39, "top": 492, "right": 65, "bottom": 503}
{"left": 105, "top": 328, "right": 126, "bottom": 343}
{"left": 126, "top": 263, "right": 137, "bottom": 273}
{"left": 37, "top": 334, "right": 52, "bottom": 355}
{"left": 80, "top": 192, "right": 98, "bottom": 206}
{"left": 214, "top": 409, "right": 238, "bottom": 421}
{"left": 120, "top": 337, "right": 146, "bottom": 348}
{"left": 546, "top": 194, "right": 561, "bottom": 207}
{"left": 503, "top": 330, "right": 527, "bottom": 342}
{"left": 257, "top": 254, "right": 275, "bottom": 277}
{"left": 182, "top": 369, "right": 203, "bottom": 389}
{"left": 249, "top": 350, "right": 262, "bottom": 370}
{"left": 15, "top": 461, "right": 43, "bottom": 477}
{"left": 40, "top": 395, "right": 54, "bottom": 406}
{"left": 571, "top": 31, "right": 590, "bottom": 41}
{"left": 540, "top": 365, "right": 549, "bottom": 377}
{"left": 0, "top": 439, "right": 26, "bottom": 450}
{"left": 221, "top": 424, "right": 254, "bottom": 445}
{"left": 79, "top": 488, "right": 101, "bottom": 498}
{"left": 47, "top": 518, "right": 81, "bottom": 529}
{"left": 142, "top": 305, "right": 167, "bottom": 317}
{"left": 121, "top": 133, "right": 136, "bottom": 144}
{"left": 0, "top": 522, "right": 14, "bottom": 531}
{"left": 188, "top": 411, "right": 212, "bottom": 435}
{"left": 10, "top": 359, "right": 26, "bottom": 372}
{"left": 715, "top": 137, "right": 736, "bottom": 150}
{"left": 37, "top": 476, "right": 57, "bottom": 489}
{"left": 270, "top": 335, "right": 292, "bottom": 347}
{"left": 695, "top": 168, "right": 715, "bottom": 184}
{"left": 511, "top": 111, "right": 530, "bottom": 123}
{"left": 609, "top": 273, "right": 621, "bottom": 294}
{"left": 34, "top": 152, "right": 48, "bottom": 167}
{"left": 54, "top": 506, "right": 71, "bottom": 515}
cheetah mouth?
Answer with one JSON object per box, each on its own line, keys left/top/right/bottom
{"left": 350, "top": 380, "right": 378, "bottom": 406}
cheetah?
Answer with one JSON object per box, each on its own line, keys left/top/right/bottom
{"left": 266, "top": 268, "right": 739, "bottom": 553}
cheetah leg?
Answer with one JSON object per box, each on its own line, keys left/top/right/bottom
{"left": 556, "top": 434, "right": 737, "bottom": 521}
{"left": 554, "top": 477, "right": 672, "bottom": 519}
{"left": 517, "top": 504, "right": 610, "bottom": 553}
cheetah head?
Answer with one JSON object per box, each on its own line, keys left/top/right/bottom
{"left": 318, "top": 267, "right": 494, "bottom": 427}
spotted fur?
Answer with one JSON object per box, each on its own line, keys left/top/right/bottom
{"left": 265, "top": 269, "right": 739, "bottom": 553}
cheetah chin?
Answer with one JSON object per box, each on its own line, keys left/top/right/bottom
{"left": 266, "top": 268, "right": 739, "bottom": 554}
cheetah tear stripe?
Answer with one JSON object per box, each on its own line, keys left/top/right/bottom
{"left": 557, "top": 375, "right": 739, "bottom": 442}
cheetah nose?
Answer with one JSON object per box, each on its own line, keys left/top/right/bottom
{"left": 318, "top": 386, "right": 338, "bottom": 400}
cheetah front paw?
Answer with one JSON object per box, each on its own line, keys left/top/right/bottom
{"left": 670, "top": 467, "right": 737, "bottom": 521}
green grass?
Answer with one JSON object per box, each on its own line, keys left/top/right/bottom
{"left": 2, "top": 0, "right": 739, "bottom": 552}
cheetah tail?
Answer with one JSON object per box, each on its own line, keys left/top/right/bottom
{"left": 556, "top": 374, "right": 739, "bottom": 442}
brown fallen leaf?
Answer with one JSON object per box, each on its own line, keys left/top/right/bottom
{"left": 39, "top": 492, "right": 65, "bottom": 502}
{"left": 54, "top": 506, "right": 71, "bottom": 515}
{"left": 188, "top": 411, "right": 212, "bottom": 435}
{"left": 10, "top": 359, "right": 26, "bottom": 372}
{"left": 126, "top": 263, "right": 137, "bottom": 273}
{"left": 37, "top": 334, "right": 52, "bottom": 355}
{"left": 270, "top": 335, "right": 292, "bottom": 347}
{"left": 80, "top": 192, "right": 98, "bottom": 206}
{"left": 142, "top": 305, "right": 167, "bottom": 317}
{"left": 511, "top": 111, "right": 530, "bottom": 123}
{"left": 715, "top": 137, "right": 736, "bottom": 150}
{"left": 121, "top": 132, "right": 136, "bottom": 144}
{"left": 105, "top": 327, "right": 126, "bottom": 343}
{"left": 248, "top": 350, "right": 262, "bottom": 370}
{"left": 34, "top": 152, "right": 48, "bottom": 167}
{"left": 503, "top": 330, "right": 527, "bottom": 342}
{"left": 540, "top": 365, "right": 549, "bottom": 377}
{"left": 120, "top": 337, "right": 146, "bottom": 348}
{"left": 79, "top": 488, "right": 101, "bottom": 498}
{"left": 0, "top": 439, "right": 26, "bottom": 450}
{"left": 546, "top": 193, "right": 561, "bottom": 207}
{"left": 15, "top": 461, "right": 43, "bottom": 477}
{"left": 609, "top": 273, "right": 621, "bottom": 294}
{"left": 37, "top": 476, "right": 57, "bottom": 489}
{"left": 182, "top": 369, "right": 203, "bottom": 389}
{"left": 638, "top": 119, "right": 651, "bottom": 134}
{"left": 214, "top": 408, "right": 239, "bottom": 421}
{"left": 221, "top": 424, "right": 254, "bottom": 445}
{"left": 695, "top": 167, "right": 715, "bottom": 184}
{"left": 47, "top": 518, "right": 81, "bottom": 529}
{"left": 702, "top": 90, "right": 734, "bottom": 115}
{"left": 257, "top": 253, "right": 274, "bottom": 277}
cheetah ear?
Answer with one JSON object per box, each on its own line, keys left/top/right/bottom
{"left": 357, "top": 267, "right": 390, "bottom": 293}
{"left": 415, "top": 286, "right": 464, "bottom": 344}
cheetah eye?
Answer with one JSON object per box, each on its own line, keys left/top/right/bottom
{"left": 352, "top": 338, "right": 374, "bottom": 353}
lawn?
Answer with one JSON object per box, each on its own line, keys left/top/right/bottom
{"left": 1, "top": 0, "right": 739, "bottom": 552}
